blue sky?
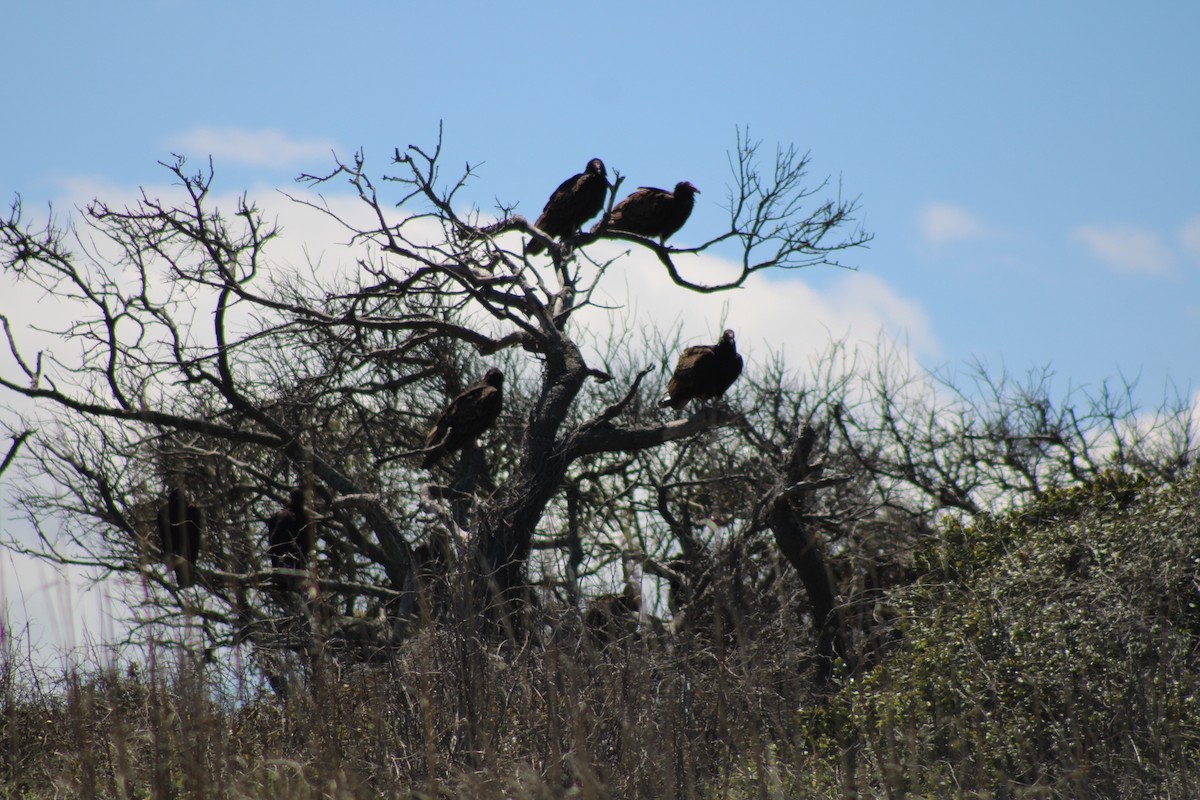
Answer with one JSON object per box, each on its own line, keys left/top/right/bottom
{"left": 2, "top": 3, "right": 1198, "bottom": 650}
{"left": 4, "top": 2, "right": 1197, "bottom": 395}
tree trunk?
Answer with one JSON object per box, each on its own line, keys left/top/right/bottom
{"left": 766, "top": 425, "right": 857, "bottom": 684}
{"left": 473, "top": 338, "right": 588, "bottom": 632}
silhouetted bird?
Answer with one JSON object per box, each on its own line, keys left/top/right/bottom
{"left": 157, "top": 487, "right": 203, "bottom": 587}
{"left": 594, "top": 181, "right": 699, "bottom": 244}
{"left": 526, "top": 158, "right": 608, "bottom": 255}
{"left": 585, "top": 584, "right": 642, "bottom": 645}
{"left": 267, "top": 488, "right": 314, "bottom": 588}
{"left": 423, "top": 368, "right": 504, "bottom": 468}
{"left": 659, "top": 329, "right": 744, "bottom": 410}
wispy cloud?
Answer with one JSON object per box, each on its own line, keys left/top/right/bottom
{"left": 1179, "top": 215, "right": 1200, "bottom": 257}
{"left": 164, "top": 127, "right": 337, "bottom": 169}
{"left": 1071, "top": 224, "right": 1176, "bottom": 275}
{"left": 918, "top": 203, "right": 991, "bottom": 244}
{"left": 582, "top": 241, "right": 941, "bottom": 366}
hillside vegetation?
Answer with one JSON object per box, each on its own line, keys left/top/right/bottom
{"left": 4, "top": 468, "right": 1198, "bottom": 798}
{"left": 806, "top": 469, "right": 1200, "bottom": 797}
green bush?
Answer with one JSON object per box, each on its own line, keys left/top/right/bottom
{"left": 809, "top": 470, "right": 1200, "bottom": 797}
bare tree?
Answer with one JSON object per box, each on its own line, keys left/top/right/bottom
{"left": 834, "top": 355, "right": 1197, "bottom": 518}
{"left": 7, "top": 129, "right": 1188, "bottom": 689}
{"left": 0, "top": 130, "right": 869, "bottom": 664}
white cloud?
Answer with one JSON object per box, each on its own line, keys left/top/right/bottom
{"left": 164, "top": 127, "right": 337, "bottom": 169}
{"left": 1179, "top": 215, "right": 1200, "bottom": 257}
{"left": 1071, "top": 224, "right": 1176, "bottom": 275}
{"left": 827, "top": 272, "right": 939, "bottom": 357}
{"left": 918, "top": 202, "right": 991, "bottom": 244}
{"left": 579, "top": 243, "right": 941, "bottom": 369}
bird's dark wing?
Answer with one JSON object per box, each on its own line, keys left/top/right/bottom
{"left": 267, "top": 509, "right": 300, "bottom": 567}
{"left": 157, "top": 500, "right": 174, "bottom": 557}
{"left": 157, "top": 490, "right": 202, "bottom": 587}
{"left": 541, "top": 172, "right": 586, "bottom": 217}
{"left": 605, "top": 187, "right": 672, "bottom": 238}
{"left": 570, "top": 171, "right": 608, "bottom": 227}
{"left": 656, "top": 186, "right": 696, "bottom": 242}
{"left": 423, "top": 382, "right": 502, "bottom": 466}
{"left": 712, "top": 351, "right": 744, "bottom": 399}
{"left": 600, "top": 184, "right": 695, "bottom": 243}
{"left": 266, "top": 496, "right": 314, "bottom": 591}
{"left": 442, "top": 383, "right": 502, "bottom": 435}
{"left": 660, "top": 345, "right": 717, "bottom": 409}
{"left": 528, "top": 169, "right": 607, "bottom": 254}
{"left": 424, "top": 407, "right": 454, "bottom": 452}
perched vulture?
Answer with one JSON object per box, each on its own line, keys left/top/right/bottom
{"left": 659, "top": 329, "right": 744, "bottom": 410}
{"left": 423, "top": 368, "right": 505, "bottom": 468}
{"left": 267, "top": 488, "right": 314, "bottom": 586}
{"left": 585, "top": 584, "right": 642, "bottom": 645}
{"left": 157, "top": 488, "right": 203, "bottom": 587}
{"left": 526, "top": 158, "right": 608, "bottom": 255}
{"left": 595, "top": 181, "right": 699, "bottom": 244}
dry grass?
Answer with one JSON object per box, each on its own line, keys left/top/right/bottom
{"left": 2, "top": 616, "right": 828, "bottom": 799}
{"left": 5, "top": 471, "right": 1200, "bottom": 798}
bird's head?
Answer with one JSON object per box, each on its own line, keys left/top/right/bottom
{"left": 587, "top": 158, "right": 606, "bottom": 178}
{"left": 721, "top": 329, "right": 736, "bottom": 346}
{"left": 676, "top": 181, "right": 700, "bottom": 196}
{"left": 483, "top": 367, "right": 505, "bottom": 388}
{"left": 289, "top": 488, "right": 307, "bottom": 509}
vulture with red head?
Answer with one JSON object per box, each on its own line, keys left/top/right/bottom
{"left": 267, "top": 488, "right": 314, "bottom": 586}
{"left": 526, "top": 158, "right": 608, "bottom": 255}
{"left": 423, "top": 368, "right": 505, "bottom": 468}
{"left": 659, "top": 329, "right": 743, "bottom": 410}
{"left": 157, "top": 487, "right": 203, "bottom": 587}
{"left": 595, "top": 181, "right": 699, "bottom": 244}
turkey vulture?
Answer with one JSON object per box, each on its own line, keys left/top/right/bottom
{"left": 423, "top": 368, "right": 505, "bottom": 468}
{"left": 267, "top": 488, "right": 314, "bottom": 587}
{"left": 659, "top": 329, "right": 743, "bottom": 410}
{"left": 157, "top": 487, "right": 203, "bottom": 587}
{"left": 526, "top": 158, "right": 608, "bottom": 255}
{"left": 594, "top": 181, "right": 699, "bottom": 244}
